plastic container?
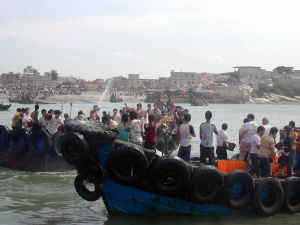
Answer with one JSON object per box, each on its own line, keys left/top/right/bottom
{"left": 217, "top": 160, "right": 246, "bottom": 174}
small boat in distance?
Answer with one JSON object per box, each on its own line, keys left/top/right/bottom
{"left": 191, "top": 99, "right": 208, "bottom": 106}
{"left": 0, "top": 103, "right": 11, "bottom": 111}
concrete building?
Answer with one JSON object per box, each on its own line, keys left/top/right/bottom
{"left": 58, "top": 76, "right": 77, "bottom": 84}
{"left": 233, "top": 66, "right": 274, "bottom": 89}
{"left": 170, "top": 70, "right": 207, "bottom": 89}
{"left": 1, "top": 72, "right": 22, "bottom": 85}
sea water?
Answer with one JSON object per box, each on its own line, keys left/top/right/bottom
{"left": 1, "top": 103, "right": 300, "bottom": 224}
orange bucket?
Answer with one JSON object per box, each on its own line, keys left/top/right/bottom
{"left": 218, "top": 160, "right": 246, "bottom": 174}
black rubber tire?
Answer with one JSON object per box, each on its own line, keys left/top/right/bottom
{"left": 9, "top": 128, "right": 28, "bottom": 154}
{"left": 29, "top": 129, "right": 51, "bottom": 155}
{"left": 148, "top": 156, "right": 191, "bottom": 195}
{"left": 0, "top": 125, "right": 10, "bottom": 150}
{"left": 254, "top": 177, "right": 284, "bottom": 216}
{"left": 188, "top": 165, "right": 224, "bottom": 203}
{"left": 282, "top": 177, "right": 300, "bottom": 213}
{"left": 74, "top": 172, "right": 102, "bottom": 202}
{"left": 64, "top": 120, "right": 117, "bottom": 143}
{"left": 224, "top": 170, "right": 254, "bottom": 209}
{"left": 107, "top": 145, "right": 149, "bottom": 186}
{"left": 51, "top": 132, "right": 64, "bottom": 157}
{"left": 60, "top": 132, "right": 89, "bottom": 168}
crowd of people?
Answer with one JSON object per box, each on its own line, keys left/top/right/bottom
{"left": 11, "top": 101, "right": 299, "bottom": 178}
{"left": 7, "top": 85, "right": 81, "bottom": 102}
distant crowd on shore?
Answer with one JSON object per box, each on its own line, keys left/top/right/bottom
{"left": 7, "top": 85, "right": 81, "bottom": 101}
{"left": 11, "top": 100, "right": 299, "bottom": 178}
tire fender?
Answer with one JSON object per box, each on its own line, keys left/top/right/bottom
{"left": 282, "top": 177, "right": 300, "bottom": 213}
{"left": 224, "top": 170, "right": 254, "bottom": 209}
{"left": 149, "top": 156, "right": 190, "bottom": 195}
{"left": 254, "top": 177, "right": 283, "bottom": 216}
{"left": 188, "top": 165, "right": 224, "bottom": 203}
{"left": 107, "top": 145, "right": 148, "bottom": 186}
{"left": 60, "top": 132, "right": 89, "bottom": 168}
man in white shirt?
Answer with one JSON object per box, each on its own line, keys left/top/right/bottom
{"left": 249, "top": 126, "right": 265, "bottom": 177}
{"left": 262, "top": 117, "right": 272, "bottom": 135}
{"left": 112, "top": 108, "right": 121, "bottom": 123}
{"left": 177, "top": 113, "right": 196, "bottom": 162}
{"left": 38, "top": 109, "right": 48, "bottom": 131}
{"left": 239, "top": 113, "right": 258, "bottom": 161}
{"left": 46, "top": 110, "right": 64, "bottom": 135}
{"left": 22, "top": 107, "right": 33, "bottom": 130}
{"left": 216, "top": 123, "right": 229, "bottom": 159}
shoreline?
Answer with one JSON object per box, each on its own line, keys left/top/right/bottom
{"left": 1, "top": 91, "right": 300, "bottom": 104}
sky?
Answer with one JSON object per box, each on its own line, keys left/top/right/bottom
{"left": 0, "top": 0, "right": 299, "bottom": 80}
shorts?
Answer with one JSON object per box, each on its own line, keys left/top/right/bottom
{"left": 216, "top": 146, "right": 227, "bottom": 160}
{"left": 200, "top": 144, "right": 214, "bottom": 165}
{"left": 177, "top": 145, "right": 191, "bottom": 162}
{"left": 239, "top": 141, "right": 250, "bottom": 161}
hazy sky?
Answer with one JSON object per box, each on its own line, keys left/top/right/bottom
{"left": 0, "top": 0, "right": 299, "bottom": 80}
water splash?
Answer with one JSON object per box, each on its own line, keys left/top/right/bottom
{"left": 98, "top": 79, "right": 112, "bottom": 106}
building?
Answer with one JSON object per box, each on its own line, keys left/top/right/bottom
{"left": 58, "top": 76, "right": 77, "bottom": 84}
{"left": 170, "top": 70, "right": 207, "bottom": 89}
{"left": 1, "top": 72, "right": 22, "bottom": 85}
{"left": 233, "top": 66, "right": 274, "bottom": 89}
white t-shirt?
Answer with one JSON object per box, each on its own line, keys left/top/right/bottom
{"left": 129, "top": 119, "right": 143, "bottom": 143}
{"left": 47, "top": 115, "right": 63, "bottom": 135}
{"left": 242, "top": 121, "right": 258, "bottom": 143}
{"left": 217, "top": 129, "right": 228, "bottom": 147}
{"left": 22, "top": 114, "right": 32, "bottom": 129}
{"left": 113, "top": 114, "right": 121, "bottom": 123}
{"left": 39, "top": 116, "right": 48, "bottom": 131}
{"left": 250, "top": 133, "right": 261, "bottom": 154}
{"left": 180, "top": 123, "right": 195, "bottom": 147}
{"left": 263, "top": 124, "right": 272, "bottom": 135}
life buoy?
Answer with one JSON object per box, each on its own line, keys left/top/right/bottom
{"left": 148, "top": 156, "right": 190, "bottom": 195}
{"left": 188, "top": 165, "right": 224, "bottom": 203}
{"left": 29, "top": 129, "right": 51, "bottom": 155}
{"left": 60, "top": 132, "right": 89, "bottom": 168}
{"left": 9, "top": 128, "right": 28, "bottom": 154}
{"left": 74, "top": 171, "right": 102, "bottom": 202}
{"left": 0, "top": 125, "right": 10, "bottom": 150}
{"left": 282, "top": 177, "right": 300, "bottom": 213}
{"left": 224, "top": 170, "right": 254, "bottom": 209}
{"left": 107, "top": 145, "right": 148, "bottom": 186}
{"left": 254, "top": 177, "right": 283, "bottom": 215}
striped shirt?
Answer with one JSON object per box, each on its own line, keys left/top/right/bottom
{"left": 144, "top": 124, "right": 156, "bottom": 143}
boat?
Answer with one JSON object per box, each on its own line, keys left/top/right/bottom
{"left": 0, "top": 103, "right": 11, "bottom": 111}
{"left": 0, "top": 125, "right": 73, "bottom": 172}
{"left": 59, "top": 120, "right": 300, "bottom": 216}
{"left": 190, "top": 100, "right": 208, "bottom": 106}
{"left": 109, "top": 93, "right": 123, "bottom": 102}
{"left": 8, "top": 99, "right": 51, "bottom": 105}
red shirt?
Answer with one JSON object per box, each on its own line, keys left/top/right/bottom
{"left": 144, "top": 124, "right": 156, "bottom": 143}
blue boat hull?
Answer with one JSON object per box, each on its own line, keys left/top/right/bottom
{"left": 101, "top": 178, "right": 252, "bottom": 215}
